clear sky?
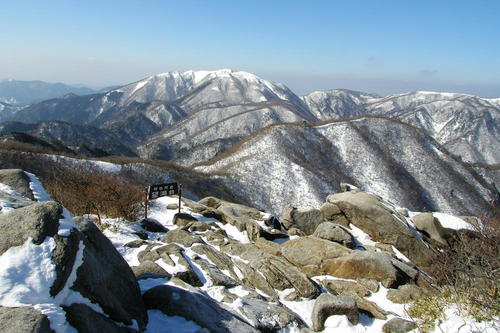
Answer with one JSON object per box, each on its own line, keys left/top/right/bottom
{"left": 1, "top": 0, "right": 499, "bottom": 97}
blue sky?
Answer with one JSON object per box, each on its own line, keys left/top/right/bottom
{"left": 1, "top": 0, "right": 499, "bottom": 96}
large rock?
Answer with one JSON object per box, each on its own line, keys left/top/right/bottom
{"left": 162, "top": 229, "right": 203, "bottom": 247}
{"left": 131, "top": 260, "right": 171, "bottom": 280}
{"left": 251, "top": 256, "right": 319, "bottom": 298}
{"left": 0, "top": 169, "right": 34, "bottom": 200}
{"left": 50, "top": 231, "right": 80, "bottom": 296}
{"left": 281, "top": 205, "right": 324, "bottom": 235}
{"left": 191, "top": 244, "right": 240, "bottom": 282}
{"left": 193, "top": 257, "right": 238, "bottom": 288}
{"left": 411, "top": 213, "right": 456, "bottom": 246}
{"left": 326, "top": 191, "right": 435, "bottom": 266}
{"left": 311, "top": 294, "right": 359, "bottom": 331}
{"left": 312, "top": 222, "right": 355, "bottom": 248}
{"left": 386, "top": 284, "right": 430, "bottom": 304}
{"left": 0, "top": 306, "right": 53, "bottom": 333}
{"left": 172, "top": 212, "right": 198, "bottom": 227}
{"left": 320, "top": 280, "right": 371, "bottom": 297}
{"left": 71, "top": 217, "right": 148, "bottom": 331}
{"left": 281, "top": 236, "right": 350, "bottom": 276}
{"left": 64, "top": 303, "right": 136, "bottom": 333}
{"left": 199, "top": 196, "right": 263, "bottom": 220}
{"left": 322, "top": 252, "right": 408, "bottom": 288}
{"left": 143, "top": 285, "right": 258, "bottom": 333}
{"left": 383, "top": 317, "right": 418, "bottom": 333}
{"left": 0, "top": 201, "right": 61, "bottom": 255}
{"left": 237, "top": 297, "right": 305, "bottom": 331}
{"left": 139, "top": 218, "right": 168, "bottom": 233}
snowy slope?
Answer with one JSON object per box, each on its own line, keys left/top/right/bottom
{"left": 195, "top": 117, "right": 493, "bottom": 216}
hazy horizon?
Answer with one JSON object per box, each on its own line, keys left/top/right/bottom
{"left": 2, "top": 0, "right": 499, "bottom": 98}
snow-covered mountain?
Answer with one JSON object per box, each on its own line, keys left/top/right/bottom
{"left": 195, "top": 116, "right": 493, "bottom": 217}
{"left": 1, "top": 70, "right": 498, "bottom": 166}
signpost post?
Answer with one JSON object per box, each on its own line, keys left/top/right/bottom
{"left": 144, "top": 182, "right": 181, "bottom": 218}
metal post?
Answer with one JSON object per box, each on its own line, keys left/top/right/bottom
{"left": 178, "top": 184, "right": 182, "bottom": 214}
{"left": 145, "top": 186, "right": 150, "bottom": 219}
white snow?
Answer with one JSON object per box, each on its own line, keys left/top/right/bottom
{"left": 433, "top": 213, "right": 475, "bottom": 231}
{"left": 146, "top": 310, "right": 202, "bottom": 333}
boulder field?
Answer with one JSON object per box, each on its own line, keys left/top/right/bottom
{"left": 0, "top": 169, "right": 480, "bottom": 332}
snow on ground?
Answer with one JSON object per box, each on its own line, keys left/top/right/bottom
{"left": 0, "top": 182, "right": 27, "bottom": 213}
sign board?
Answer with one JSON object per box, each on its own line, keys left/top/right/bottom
{"left": 148, "top": 182, "right": 178, "bottom": 200}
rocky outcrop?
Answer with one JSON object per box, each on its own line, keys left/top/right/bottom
{"left": 71, "top": 217, "right": 148, "bottom": 330}
{"left": 0, "top": 201, "right": 61, "bottom": 255}
{"left": 0, "top": 306, "right": 53, "bottom": 333}
{"left": 312, "top": 222, "right": 355, "bottom": 248}
{"left": 143, "top": 285, "right": 259, "bottom": 333}
{"left": 0, "top": 169, "right": 34, "bottom": 200}
{"left": 322, "top": 252, "right": 410, "bottom": 288}
{"left": 326, "top": 191, "right": 436, "bottom": 266}
{"left": 64, "top": 304, "right": 136, "bottom": 333}
{"left": 281, "top": 205, "right": 324, "bottom": 234}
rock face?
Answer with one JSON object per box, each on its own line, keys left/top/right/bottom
{"left": 312, "top": 222, "right": 355, "bottom": 248}
{"left": 0, "top": 306, "right": 53, "bottom": 333}
{"left": 311, "top": 294, "right": 359, "bottom": 331}
{"left": 322, "top": 252, "right": 408, "bottom": 288}
{"left": 0, "top": 169, "right": 34, "bottom": 200}
{"left": 64, "top": 303, "right": 136, "bottom": 333}
{"left": 411, "top": 212, "right": 456, "bottom": 246}
{"left": 0, "top": 201, "right": 61, "bottom": 255}
{"left": 71, "top": 217, "right": 148, "bottom": 330}
{"left": 281, "top": 205, "right": 324, "bottom": 234}
{"left": 326, "top": 191, "right": 436, "bottom": 266}
{"left": 143, "top": 285, "right": 258, "bottom": 333}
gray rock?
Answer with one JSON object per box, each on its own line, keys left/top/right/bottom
{"left": 162, "top": 229, "right": 203, "bottom": 247}
{"left": 71, "top": 217, "right": 148, "bottom": 331}
{"left": 143, "top": 285, "right": 258, "bottom": 333}
{"left": 320, "top": 280, "right": 371, "bottom": 297}
{"left": 252, "top": 256, "right": 319, "bottom": 299}
{"left": 311, "top": 294, "right": 359, "bottom": 331}
{"left": 0, "top": 201, "right": 61, "bottom": 255}
{"left": 172, "top": 212, "right": 198, "bottom": 227}
{"left": 64, "top": 303, "right": 137, "bottom": 333}
{"left": 281, "top": 206, "right": 325, "bottom": 235}
{"left": 124, "top": 239, "right": 147, "bottom": 248}
{"left": 322, "top": 251, "right": 409, "bottom": 288}
{"left": 131, "top": 260, "right": 171, "bottom": 280}
{"left": 132, "top": 231, "right": 148, "bottom": 240}
{"left": 245, "top": 220, "right": 263, "bottom": 242}
{"left": 193, "top": 257, "right": 238, "bottom": 288}
{"left": 0, "top": 306, "right": 53, "bottom": 333}
{"left": 386, "top": 284, "right": 430, "bottom": 304}
{"left": 383, "top": 317, "right": 418, "bottom": 333}
{"left": 412, "top": 213, "right": 457, "bottom": 246}
{"left": 238, "top": 297, "right": 306, "bottom": 331}
{"left": 313, "top": 222, "right": 355, "bottom": 248}
{"left": 0, "top": 169, "right": 34, "bottom": 200}
{"left": 191, "top": 245, "right": 240, "bottom": 282}
{"left": 320, "top": 202, "right": 341, "bottom": 220}
{"left": 280, "top": 236, "right": 350, "bottom": 276}
{"left": 0, "top": 191, "right": 33, "bottom": 211}
{"left": 50, "top": 231, "right": 80, "bottom": 296}
{"left": 139, "top": 218, "right": 168, "bottom": 233}
{"left": 189, "top": 221, "right": 214, "bottom": 232}
{"left": 326, "top": 191, "right": 435, "bottom": 267}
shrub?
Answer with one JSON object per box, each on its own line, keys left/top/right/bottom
{"left": 43, "top": 164, "right": 145, "bottom": 225}
{"left": 409, "top": 216, "right": 500, "bottom": 332}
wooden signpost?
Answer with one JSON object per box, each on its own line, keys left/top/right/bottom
{"left": 144, "top": 182, "right": 182, "bottom": 218}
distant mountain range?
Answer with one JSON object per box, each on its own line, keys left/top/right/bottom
{"left": 0, "top": 79, "right": 113, "bottom": 105}
{"left": 0, "top": 70, "right": 498, "bottom": 215}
